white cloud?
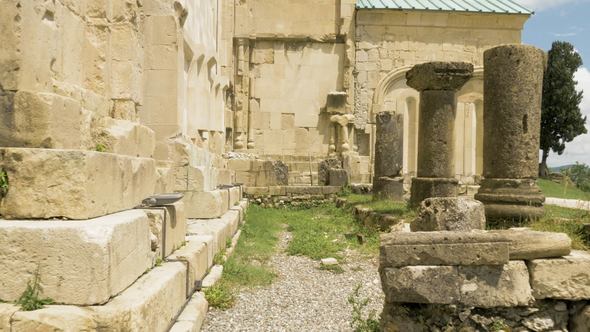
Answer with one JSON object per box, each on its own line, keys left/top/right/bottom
{"left": 548, "top": 66, "right": 590, "bottom": 166}
{"left": 518, "top": 0, "right": 584, "bottom": 11}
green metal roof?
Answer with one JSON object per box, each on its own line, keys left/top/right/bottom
{"left": 356, "top": 0, "right": 533, "bottom": 15}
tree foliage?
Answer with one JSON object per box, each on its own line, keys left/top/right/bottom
{"left": 563, "top": 163, "right": 590, "bottom": 192}
{"left": 540, "top": 41, "right": 587, "bottom": 172}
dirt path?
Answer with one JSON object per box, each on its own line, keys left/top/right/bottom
{"left": 202, "top": 232, "right": 384, "bottom": 332}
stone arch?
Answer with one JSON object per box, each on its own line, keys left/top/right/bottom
{"left": 370, "top": 66, "right": 484, "bottom": 181}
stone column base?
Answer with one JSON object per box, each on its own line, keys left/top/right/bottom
{"left": 410, "top": 177, "right": 458, "bottom": 207}
{"left": 374, "top": 177, "right": 404, "bottom": 201}
{"left": 474, "top": 178, "right": 545, "bottom": 220}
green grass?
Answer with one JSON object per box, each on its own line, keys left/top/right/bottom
{"left": 538, "top": 178, "right": 590, "bottom": 200}
{"left": 280, "top": 204, "right": 380, "bottom": 259}
{"left": 205, "top": 205, "right": 283, "bottom": 309}
{"left": 489, "top": 205, "right": 590, "bottom": 250}
{"left": 343, "top": 193, "right": 416, "bottom": 218}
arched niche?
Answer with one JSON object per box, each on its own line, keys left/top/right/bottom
{"left": 369, "top": 66, "right": 485, "bottom": 181}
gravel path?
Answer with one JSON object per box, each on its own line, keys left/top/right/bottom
{"left": 202, "top": 232, "right": 384, "bottom": 332}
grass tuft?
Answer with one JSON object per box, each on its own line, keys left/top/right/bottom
{"left": 17, "top": 270, "right": 54, "bottom": 311}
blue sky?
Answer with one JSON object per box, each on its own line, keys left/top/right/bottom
{"left": 517, "top": 0, "right": 590, "bottom": 166}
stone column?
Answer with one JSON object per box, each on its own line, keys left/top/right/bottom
{"left": 475, "top": 45, "right": 545, "bottom": 220}
{"left": 373, "top": 112, "right": 404, "bottom": 200}
{"left": 406, "top": 62, "right": 474, "bottom": 207}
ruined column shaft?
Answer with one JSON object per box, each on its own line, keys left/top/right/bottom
{"left": 475, "top": 45, "right": 546, "bottom": 220}
{"left": 482, "top": 47, "right": 543, "bottom": 179}
{"left": 373, "top": 112, "right": 404, "bottom": 200}
{"left": 405, "top": 62, "right": 474, "bottom": 207}
{"left": 417, "top": 90, "right": 456, "bottom": 178}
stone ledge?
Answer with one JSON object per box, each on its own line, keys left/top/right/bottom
{"left": 380, "top": 231, "right": 510, "bottom": 267}
{"left": 0, "top": 148, "right": 156, "bottom": 220}
{"left": 381, "top": 261, "right": 533, "bottom": 308}
{"left": 168, "top": 236, "right": 210, "bottom": 293}
{"left": 92, "top": 262, "right": 187, "bottom": 331}
{"left": 145, "top": 201, "right": 188, "bottom": 258}
{"left": 0, "top": 210, "right": 152, "bottom": 305}
{"left": 169, "top": 292, "right": 208, "bottom": 332}
{"left": 528, "top": 251, "right": 590, "bottom": 301}
{"left": 182, "top": 189, "right": 229, "bottom": 219}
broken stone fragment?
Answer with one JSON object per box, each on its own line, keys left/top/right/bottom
{"left": 321, "top": 258, "right": 338, "bottom": 266}
{"left": 410, "top": 197, "right": 486, "bottom": 232}
{"left": 380, "top": 231, "right": 510, "bottom": 267}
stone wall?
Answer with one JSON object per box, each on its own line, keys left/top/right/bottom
{"left": 380, "top": 230, "right": 590, "bottom": 331}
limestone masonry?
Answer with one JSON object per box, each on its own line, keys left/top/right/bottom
{"left": 1, "top": 0, "right": 584, "bottom": 331}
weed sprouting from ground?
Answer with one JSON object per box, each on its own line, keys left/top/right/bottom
{"left": 17, "top": 270, "right": 54, "bottom": 311}
{"left": 348, "top": 284, "right": 380, "bottom": 332}
{"left": 319, "top": 264, "right": 345, "bottom": 274}
{"left": 204, "top": 281, "right": 235, "bottom": 310}
{"left": 0, "top": 169, "right": 8, "bottom": 197}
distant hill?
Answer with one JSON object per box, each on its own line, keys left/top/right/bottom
{"left": 550, "top": 164, "right": 576, "bottom": 173}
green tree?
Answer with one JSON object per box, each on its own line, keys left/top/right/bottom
{"left": 540, "top": 41, "right": 587, "bottom": 177}
{"left": 564, "top": 163, "right": 590, "bottom": 192}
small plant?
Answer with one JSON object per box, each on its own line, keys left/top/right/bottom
{"left": 204, "top": 282, "right": 235, "bottom": 310}
{"left": 489, "top": 319, "right": 510, "bottom": 332}
{"left": 0, "top": 169, "right": 8, "bottom": 198}
{"left": 348, "top": 284, "right": 380, "bottom": 332}
{"left": 155, "top": 257, "right": 163, "bottom": 267}
{"left": 16, "top": 270, "right": 54, "bottom": 311}
{"left": 213, "top": 250, "right": 226, "bottom": 265}
{"left": 226, "top": 238, "right": 232, "bottom": 249}
{"left": 95, "top": 143, "right": 108, "bottom": 152}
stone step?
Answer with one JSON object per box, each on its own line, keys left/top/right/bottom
{"left": 92, "top": 262, "right": 187, "bottom": 331}
{"left": 98, "top": 117, "right": 156, "bottom": 158}
{"left": 168, "top": 235, "right": 211, "bottom": 293}
{"left": 187, "top": 210, "right": 241, "bottom": 253}
{"left": 182, "top": 186, "right": 243, "bottom": 219}
{"left": 169, "top": 292, "right": 208, "bottom": 332}
{"left": 0, "top": 148, "right": 157, "bottom": 220}
{"left": 0, "top": 210, "right": 152, "bottom": 305}
{"left": 6, "top": 262, "right": 188, "bottom": 332}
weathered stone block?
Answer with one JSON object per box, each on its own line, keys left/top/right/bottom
{"left": 168, "top": 236, "right": 210, "bottom": 293}
{"left": 98, "top": 118, "right": 155, "bottom": 158}
{"left": 0, "top": 210, "right": 152, "bottom": 305}
{"left": 11, "top": 306, "right": 97, "bottom": 331}
{"left": 0, "top": 148, "right": 156, "bottom": 220}
{"left": 411, "top": 197, "right": 486, "bottom": 232}
{"left": 328, "top": 169, "right": 348, "bottom": 186}
{"left": 410, "top": 177, "right": 458, "bottom": 208}
{"left": 381, "top": 266, "right": 460, "bottom": 304}
{"left": 458, "top": 261, "right": 533, "bottom": 308}
{"left": 373, "top": 176, "right": 404, "bottom": 201}
{"left": 145, "top": 201, "right": 188, "bottom": 258}
{"left": 491, "top": 228, "right": 572, "bottom": 260}
{"left": 0, "top": 304, "right": 18, "bottom": 332}
{"left": 406, "top": 62, "right": 474, "bottom": 91}
{"left": 528, "top": 251, "right": 590, "bottom": 300}
{"left": 571, "top": 303, "right": 590, "bottom": 332}
{"left": 170, "top": 292, "right": 208, "bottom": 332}
{"left": 0, "top": 91, "right": 83, "bottom": 149}
{"left": 91, "top": 262, "right": 187, "bottom": 332}
{"left": 183, "top": 190, "right": 229, "bottom": 219}
{"left": 380, "top": 231, "right": 510, "bottom": 268}
{"left": 381, "top": 262, "right": 533, "bottom": 307}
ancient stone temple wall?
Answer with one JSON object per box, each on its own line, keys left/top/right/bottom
{"left": 0, "top": 1, "right": 245, "bottom": 330}
{"left": 356, "top": 10, "right": 527, "bottom": 182}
